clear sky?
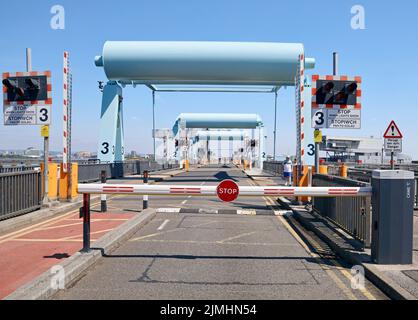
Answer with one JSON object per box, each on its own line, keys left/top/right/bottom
{"left": 0, "top": 0, "right": 417, "bottom": 158}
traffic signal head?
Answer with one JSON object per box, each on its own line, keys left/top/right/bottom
{"left": 314, "top": 78, "right": 360, "bottom": 106}
{"left": 2, "top": 79, "right": 24, "bottom": 97}
{"left": 175, "top": 139, "right": 179, "bottom": 147}
{"left": 2, "top": 75, "right": 47, "bottom": 103}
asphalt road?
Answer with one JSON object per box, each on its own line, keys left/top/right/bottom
{"left": 54, "top": 165, "right": 387, "bottom": 300}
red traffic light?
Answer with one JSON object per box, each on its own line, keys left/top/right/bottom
{"left": 346, "top": 82, "right": 358, "bottom": 93}
{"left": 25, "top": 78, "right": 40, "bottom": 90}
{"left": 323, "top": 81, "right": 335, "bottom": 93}
{"left": 2, "top": 79, "right": 24, "bottom": 97}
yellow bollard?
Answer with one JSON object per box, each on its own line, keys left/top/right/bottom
{"left": 40, "top": 163, "right": 59, "bottom": 200}
{"left": 319, "top": 165, "right": 328, "bottom": 175}
{"left": 340, "top": 164, "right": 348, "bottom": 178}
{"left": 185, "top": 159, "right": 190, "bottom": 172}
{"left": 59, "top": 163, "right": 78, "bottom": 201}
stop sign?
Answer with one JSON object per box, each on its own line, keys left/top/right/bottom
{"left": 217, "top": 179, "right": 239, "bottom": 202}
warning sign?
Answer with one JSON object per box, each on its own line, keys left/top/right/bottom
{"left": 383, "top": 121, "right": 403, "bottom": 139}
{"left": 327, "top": 109, "right": 361, "bottom": 129}
{"left": 384, "top": 138, "right": 402, "bottom": 152}
{"left": 312, "top": 109, "right": 361, "bottom": 129}
{"left": 3, "top": 105, "right": 51, "bottom": 126}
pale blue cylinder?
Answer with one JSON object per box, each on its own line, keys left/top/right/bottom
{"left": 95, "top": 41, "right": 315, "bottom": 86}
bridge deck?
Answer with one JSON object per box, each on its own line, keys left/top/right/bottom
{"left": 53, "top": 165, "right": 387, "bottom": 300}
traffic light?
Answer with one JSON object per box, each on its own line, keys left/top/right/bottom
{"left": 175, "top": 139, "right": 179, "bottom": 147}
{"left": 2, "top": 79, "right": 24, "bottom": 98}
{"left": 313, "top": 77, "right": 360, "bottom": 106}
{"left": 250, "top": 139, "right": 256, "bottom": 147}
{"left": 2, "top": 75, "right": 48, "bottom": 103}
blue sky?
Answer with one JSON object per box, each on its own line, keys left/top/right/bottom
{"left": 0, "top": 0, "right": 417, "bottom": 158}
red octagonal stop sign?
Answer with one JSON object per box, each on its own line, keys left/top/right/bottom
{"left": 217, "top": 179, "right": 239, "bottom": 202}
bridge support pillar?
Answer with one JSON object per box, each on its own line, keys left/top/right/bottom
{"left": 97, "top": 81, "right": 124, "bottom": 163}
{"left": 371, "top": 170, "right": 415, "bottom": 264}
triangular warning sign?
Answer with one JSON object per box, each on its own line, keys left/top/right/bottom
{"left": 383, "top": 121, "right": 403, "bottom": 138}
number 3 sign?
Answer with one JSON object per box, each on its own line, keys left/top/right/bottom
{"left": 312, "top": 109, "right": 326, "bottom": 129}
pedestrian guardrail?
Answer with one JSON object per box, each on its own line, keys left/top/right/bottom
{"left": 263, "top": 161, "right": 284, "bottom": 176}
{"left": 312, "top": 174, "right": 372, "bottom": 247}
{"left": 0, "top": 170, "right": 42, "bottom": 221}
{"left": 78, "top": 160, "right": 178, "bottom": 183}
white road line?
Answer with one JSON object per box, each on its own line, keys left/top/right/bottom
{"left": 181, "top": 180, "right": 204, "bottom": 205}
{"left": 156, "top": 208, "right": 181, "bottom": 213}
{"left": 157, "top": 219, "right": 170, "bottom": 231}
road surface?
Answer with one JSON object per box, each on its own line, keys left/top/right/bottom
{"left": 54, "top": 165, "right": 387, "bottom": 300}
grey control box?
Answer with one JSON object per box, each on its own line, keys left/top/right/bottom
{"left": 371, "top": 170, "right": 415, "bottom": 264}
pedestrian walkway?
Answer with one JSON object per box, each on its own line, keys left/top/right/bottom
{"left": 0, "top": 168, "right": 185, "bottom": 299}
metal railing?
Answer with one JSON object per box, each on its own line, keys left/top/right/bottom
{"left": 312, "top": 174, "right": 372, "bottom": 247}
{"left": 78, "top": 160, "right": 178, "bottom": 183}
{"left": 263, "top": 161, "right": 284, "bottom": 176}
{"left": 0, "top": 160, "right": 178, "bottom": 221}
{"left": 0, "top": 165, "right": 40, "bottom": 173}
{"left": 0, "top": 170, "right": 42, "bottom": 221}
{"left": 347, "top": 168, "right": 418, "bottom": 210}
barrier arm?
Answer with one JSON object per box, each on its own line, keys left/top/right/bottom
{"left": 77, "top": 183, "right": 373, "bottom": 198}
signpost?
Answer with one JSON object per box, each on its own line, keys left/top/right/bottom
{"left": 311, "top": 55, "right": 362, "bottom": 173}
{"left": 383, "top": 120, "right": 403, "bottom": 169}
{"left": 217, "top": 179, "right": 239, "bottom": 202}
{"left": 2, "top": 49, "right": 52, "bottom": 206}
{"left": 311, "top": 75, "right": 362, "bottom": 130}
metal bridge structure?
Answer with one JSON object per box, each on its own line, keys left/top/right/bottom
{"left": 94, "top": 41, "right": 316, "bottom": 168}
{"left": 190, "top": 130, "right": 250, "bottom": 165}
{"left": 172, "top": 113, "right": 264, "bottom": 168}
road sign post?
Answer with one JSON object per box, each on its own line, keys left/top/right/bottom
{"left": 314, "top": 129, "right": 322, "bottom": 174}
{"left": 383, "top": 121, "right": 403, "bottom": 170}
{"left": 2, "top": 49, "right": 53, "bottom": 206}
{"left": 217, "top": 179, "right": 240, "bottom": 202}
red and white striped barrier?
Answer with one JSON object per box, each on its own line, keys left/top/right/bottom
{"left": 77, "top": 183, "right": 372, "bottom": 198}
{"left": 63, "top": 51, "right": 69, "bottom": 173}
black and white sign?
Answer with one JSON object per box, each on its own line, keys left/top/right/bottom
{"left": 311, "top": 109, "right": 327, "bottom": 129}
{"left": 312, "top": 108, "right": 361, "bottom": 129}
{"left": 327, "top": 109, "right": 361, "bottom": 129}
{"left": 3, "top": 105, "right": 51, "bottom": 125}
{"left": 384, "top": 138, "right": 402, "bottom": 152}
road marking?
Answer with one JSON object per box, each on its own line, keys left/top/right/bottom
{"left": 10, "top": 238, "right": 99, "bottom": 242}
{"left": 38, "top": 221, "right": 83, "bottom": 230}
{"left": 156, "top": 208, "right": 181, "bottom": 213}
{"left": 264, "top": 195, "right": 376, "bottom": 300}
{"left": 217, "top": 231, "right": 257, "bottom": 243}
{"left": 134, "top": 238, "right": 301, "bottom": 246}
{"left": 157, "top": 219, "right": 170, "bottom": 231}
{"left": 237, "top": 210, "right": 257, "bottom": 215}
{"left": 59, "top": 228, "right": 116, "bottom": 241}
{"left": 261, "top": 194, "right": 358, "bottom": 300}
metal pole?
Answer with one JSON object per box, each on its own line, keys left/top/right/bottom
{"left": 26, "top": 48, "right": 32, "bottom": 72}
{"left": 152, "top": 91, "right": 156, "bottom": 161}
{"left": 315, "top": 141, "right": 320, "bottom": 174}
{"left": 315, "top": 52, "right": 339, "bottom": 174}
{"left": 391, "top": 151, "right": 395, "bottom": 170}
{"left": 273, "top": 91, "right": 278, "bottom": 161}
{"left": 333, "top": 52, "right": 339, "bottom": 76}
{"left": 100, "top": 170, "right": 107, "bottom": 212}
{"left": 27, "top": 48, "right": 49, "bottom": 206}
{"left": 143, "top": 171, "right": 149, "bottom": 209}
{"left": 82, "top": 193, "right": 91, "bottom": 252}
